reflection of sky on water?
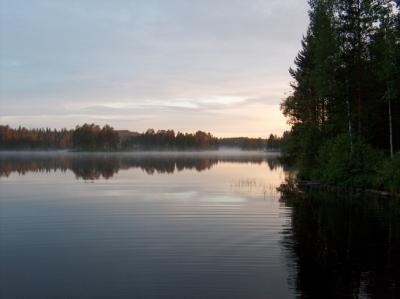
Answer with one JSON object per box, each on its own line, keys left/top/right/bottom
{"left": 2, "top": 152, "right": 397, "bottom": 298}
{"left": 0, "top": 153, "right": 293, "bottom": 299}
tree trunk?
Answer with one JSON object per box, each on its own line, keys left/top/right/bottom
{"left": 356, "top": 0, "right": 362, "bottom": 137}
{"left": 357, "top": 93, "right": 362, "bottom": 136}
{"left": 347, "top": 98, "right": 353, "bottom": 153}
{"left": 389, "top": 98, "right": 394, "bottom": 158}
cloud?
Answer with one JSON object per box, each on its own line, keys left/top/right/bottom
{"left": 0, "top": 0, "right": 308, "bottom": 136}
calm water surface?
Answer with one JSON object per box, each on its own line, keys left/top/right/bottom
{"left": 0, "top": 152, "right": 399, "bottom": 299}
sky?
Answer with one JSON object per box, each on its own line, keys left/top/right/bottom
{"left": 0, "top": 0, "right": 309, "bottom": 137}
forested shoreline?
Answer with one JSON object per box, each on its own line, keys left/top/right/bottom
{"left": 281, "top": 0, "right": 400, "bottom": 193}
{"left": 0, "top": 124, "right": 281, "bottom": 151}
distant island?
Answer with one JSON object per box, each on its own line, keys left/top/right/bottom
{"left": 0, "top": 124, "right": 281, "bottom": 152}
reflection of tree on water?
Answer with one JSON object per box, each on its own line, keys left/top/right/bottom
{"left": 278, "top": 180, "right": 400, "bottom": 298}
{"left": 70, "top": 157, "right": 121, "bottom": 180}
{"left": 0, "top": 153, "right": 279, "bottom": 180}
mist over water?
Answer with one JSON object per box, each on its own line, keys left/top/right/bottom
{"left": 0, "top": 152, "right": 399, "bottom": 298}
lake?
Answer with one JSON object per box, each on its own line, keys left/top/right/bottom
{"left": 0, "top": 152, "right": 399, "bottom": 299}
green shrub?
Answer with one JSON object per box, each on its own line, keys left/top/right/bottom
{"left": 315, "top": 134, "right": 383, "bottom": 188}
{"left": 377, "top": 153, "right": 400, "bottom": 194}
{"left": 280, "top": 124, "right": 323, "bottom": 178}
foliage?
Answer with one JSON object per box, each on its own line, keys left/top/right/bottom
{"left": 281, "top": 0, "right": 400, "bottom": 191}
{"left": 315, "top": 134, "right": 384, "bottom": 187}
{"left": 72, "top": 124, "right": 119, "bottom": 151}
{"left": 0, "top": 125, "right": 71, "bottom": 149}
{"left": 377, "top": 152, "right": 400, "bottom": 193}
{"left": 123, "top": 129, "right": 218, "bottom": 150}
{"left": 266, "top": 134, "right": 281, "bottom": 150}
{"left": 219, "top": 137, "right": 267, "bottom": 150}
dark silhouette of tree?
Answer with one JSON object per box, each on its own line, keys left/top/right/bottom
{"left": 281, "top": 0, "right": 400, "bottom": 187}
{"left": 0, "top": 125, "right": 72, "bottom": 149}
{"left": 123, "top": 129, "right": 219, "bottom": 150}
{"left": 72, "top": 123, "right": 119, "bottom": 151}
{"left": 266, "top": 134, "right": 281, "bottom": 151}
{"left": 219, "top": 137, "right": 268, "bottom": 150}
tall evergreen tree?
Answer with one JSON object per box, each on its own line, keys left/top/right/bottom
{"left": 281, "top": 0, "right": 400, "bottom": 187}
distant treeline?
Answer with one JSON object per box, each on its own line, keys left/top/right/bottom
{"left": 0, "top": 124, "right": 281, "bottom": 151}
{"left": 220, "top": 134, "right": 281, "bottom": 151}
{"left": 0, "top": 125, "right": 71, "bottom": 149}
{"left": 122, "top": 129, "right": 218, "bottom": 150}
